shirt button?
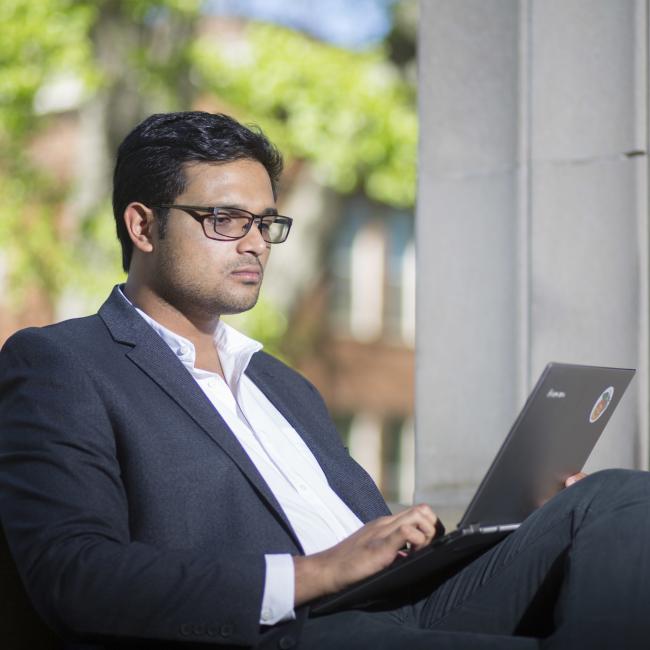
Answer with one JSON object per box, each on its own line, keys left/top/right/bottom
{"left": 178, "top": 346, "right": 189, "bottom": 356}
{"left": 298, "top": 483, "right": 308, "bottom": 492}
{"left": 261, "top": 608, "right": 273, "bottom": 622}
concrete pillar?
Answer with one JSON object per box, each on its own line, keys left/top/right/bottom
{"left": 416, "top": 0, "right": 648, "bottom": 520}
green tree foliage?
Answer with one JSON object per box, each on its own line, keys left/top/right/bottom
{"left": 1, "top": 3, "right": 415, "bottom": 338}
{"left": 1, "top": 1, "right": 94, "bottom": 139}
{"left": 1, "top": 1, "right": 93, "bottom": 308}
{"left": 1, "top": 0, "right": 201, "bottom": 313}
{"left": 191, "top": 22, "right": 416, "bottom": 209}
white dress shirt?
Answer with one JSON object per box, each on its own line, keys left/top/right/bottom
{"left": 127, "top": 297, "right": 363, "bottom": 625}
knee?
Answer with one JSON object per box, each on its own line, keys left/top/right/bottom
{"left": 581, "top": 468, "right": 646, "bottom": 488}
{"left": 583, "top": 468, "right": 637, "bottom": 486}
{"left": 522, "top": 469, "right": 648, "bottom": 536}
{"left": 569, "top": 468, "right": 650, "bottom": 511}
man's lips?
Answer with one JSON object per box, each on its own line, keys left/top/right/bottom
{"left": 230, "top": 266, "right": 263, "bottom": 282}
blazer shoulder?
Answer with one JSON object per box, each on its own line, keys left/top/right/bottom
{"left": 1, "top": 314, "right": 109, "bottom": 361}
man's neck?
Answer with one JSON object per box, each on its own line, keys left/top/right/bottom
{"left": 123, "top": 280, "right": 224, "bottom": 376}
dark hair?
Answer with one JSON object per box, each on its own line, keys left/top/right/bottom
{"left": 112, "top": 111, "right": 284, "bottom": 271}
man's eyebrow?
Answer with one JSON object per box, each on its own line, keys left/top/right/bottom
{"left": 219, "top": 203, "right": 278, "bottom": 216}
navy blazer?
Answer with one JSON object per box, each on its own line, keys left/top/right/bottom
{"left": 0, "top": 286, "right": 389, "bottom": 648}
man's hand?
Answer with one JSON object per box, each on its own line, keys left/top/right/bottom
{"left": 293, "top": 504, "right": 440, "bottom": 606}
{"left": 565, "top": 471, "right": 587, "bottom": 487}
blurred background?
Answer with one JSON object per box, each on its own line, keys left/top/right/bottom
{"left": 3, "top": 0, "right": 649, "bottom": 520}
{"left": 0, "top": 0, "right": 418, "bottom": 504}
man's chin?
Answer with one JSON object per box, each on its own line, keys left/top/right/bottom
{"left": 216, "top": 294, "right": 260, "bottom": 317}
{"left": 163, "top": 284, "right": 262, "bottom": 320}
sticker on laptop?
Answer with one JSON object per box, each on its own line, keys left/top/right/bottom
{"left": 589, "top": 386, "right": 614, "bottom": 423}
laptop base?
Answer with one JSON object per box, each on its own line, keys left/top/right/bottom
{"left": 310, "top": 526, "right": 514, "bottom": 616}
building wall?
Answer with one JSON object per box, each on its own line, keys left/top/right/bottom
{"left": 295, "top": 195, "right": 416, "bottom": 505}
{"left": 416, "top": 0, "right": 649, "bottom": 519}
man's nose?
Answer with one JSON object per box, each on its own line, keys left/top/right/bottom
{"left": 236, "top": 219, "right": 268, "bottom": 256}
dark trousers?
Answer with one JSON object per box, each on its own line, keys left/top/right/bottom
{"left": 300, "top": 469, "right": 650, "bottom": 649}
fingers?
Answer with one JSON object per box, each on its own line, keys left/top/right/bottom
{"left": 300, "top": 504, "right": 444, "bottom": 599}
{"left": 377, "top": 504, "right": 441, "bottom": 551}
{"left": 386, "top": 522, "right": 430, "bottom": 551}
{"left": 565, "top": 471, "right": 588, "bottom": 487}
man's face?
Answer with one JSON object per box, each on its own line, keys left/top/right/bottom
{"left": 149, "top": 159, "right": 274, "bottom": 320}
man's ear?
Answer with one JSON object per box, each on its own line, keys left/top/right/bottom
{"left": 123, "top": 203, "right": 156, "bottom": 254}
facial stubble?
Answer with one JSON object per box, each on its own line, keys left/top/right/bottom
{"left": 153, "top": 243, "right": 265, "bottom": 321}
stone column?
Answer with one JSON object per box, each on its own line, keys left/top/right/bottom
{"left": 416, "top": 0, "right": 648, "bottom": 520}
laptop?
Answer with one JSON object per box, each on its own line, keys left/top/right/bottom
{"left": 311, "top": 362, "right": 635, "bottom": 615}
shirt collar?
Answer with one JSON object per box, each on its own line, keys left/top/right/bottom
{"left": 118, "top": 287, "right": 263, "bottom": 387}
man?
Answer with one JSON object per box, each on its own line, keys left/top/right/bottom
{"left": 0, "top": 111, "right": 649, "bottom": 650}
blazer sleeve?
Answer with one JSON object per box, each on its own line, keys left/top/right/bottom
{"left": 0, "top": 328, "right": 277, "bottom": 647}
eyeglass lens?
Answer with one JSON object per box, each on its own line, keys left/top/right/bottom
{"left": 206, "top": 209, "right": 290, "bottom": 243}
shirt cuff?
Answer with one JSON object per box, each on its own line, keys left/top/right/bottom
{"left": 260, "top": 554, "right": 296, "bottom": 625}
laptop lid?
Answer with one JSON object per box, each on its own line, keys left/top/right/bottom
{"left": 459, "top": 362, "right": 635, "bottom": 528}
{"left": 310, "top": 362, "right": 635, "bottom": 616}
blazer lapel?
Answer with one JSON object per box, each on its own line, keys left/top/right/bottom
{"left": 245, "top": 357, "right": 378, "bottom": 522}
{"left": 98, "top": 287, "right": 300, "bottom": 546}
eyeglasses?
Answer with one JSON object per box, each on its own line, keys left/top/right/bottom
{"left": 152, "top": 204, "right": 293, "bottom": 244}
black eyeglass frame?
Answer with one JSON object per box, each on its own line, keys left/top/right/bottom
{"left": 152, "top": 204, "right": 293, "bottom": 244}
